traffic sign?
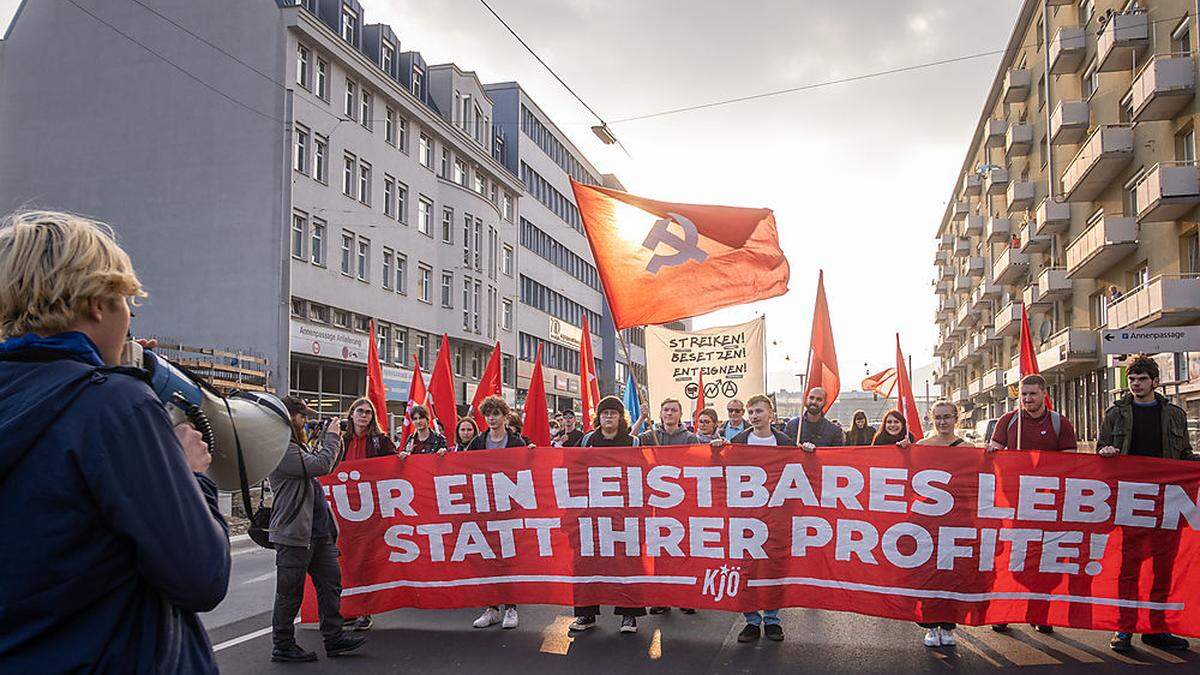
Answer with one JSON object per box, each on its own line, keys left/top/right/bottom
{"left": 1100, "top": 325, "right": 1200, "bottom": 355}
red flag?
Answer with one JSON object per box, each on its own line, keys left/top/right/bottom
{"left": 471, "top": 342, "right": 502, "bottom": 430}
{"left": 366, "top": 319, "right": 389, "bottom": 434}
{"left": 693, "top": 370, "right": 706, "bottom": 430}
{"left": 862, "top": 367, "right": 897, "bottom": 399}
{"left": 427, "top": 334, "right": 458, "bottom": 436}
{"left": 1018, "top": 304, "right": 1055, "bottom": 410}
{"left": 579, "top": 316, "right": 600, "bottom": 432}
{"left": 894, "top": 335, "right": 924, "bottom": 439}
{"left": 804, "top": 270, "right": 840, "bottom": 413}
{"left": 396, "top": 357, "right": 428, "bottom": 450}
{"left": 523, "top": 344, "right": 552, "bottom": 446}
{"left": 570, "top": 179, "right": 789, "bottom": 330}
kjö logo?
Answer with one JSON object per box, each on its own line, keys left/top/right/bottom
{"left": 701, "top": 565, "right": 743, "bottom": 602}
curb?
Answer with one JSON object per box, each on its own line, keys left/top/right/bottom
{"left": 231, "top": 533, "right": 251, "bottom": 544}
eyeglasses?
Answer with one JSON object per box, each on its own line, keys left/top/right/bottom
{"left": 727, "top": 408, "right": 744, "bottom": 413}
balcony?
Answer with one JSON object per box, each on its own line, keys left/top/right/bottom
{"left": 1022, "top": 282, "right": 1051, "bottom": 311}
{"left": 1106, "top": 275, "right": 1200, "bottom": 329}
{"left": 985, "top": 216, "right": 1012, "bottom": 244}
{"left": 964, "top": 213, "right": 986, "bottom": 236}
{"left": 934, "top": 278, "right": 950, "bottom": 294}
{"left": 1034, "top": 198, "right": 1072, "bottom": 235}
{"left": 1003, "top": 68, "right": 1031, "bottom": 103}
{"left": 1005, "top": 357, "right": 1023, "bottom": 387}
{"left": 1037, "top": 267, "right": 1072, "bottom": 301}
{"left": 1097, "top": 10, "right": 1149, "bottom": 73}
{"left": 993, "top": 246, "right": 1030, "bottom": 286}
{"left": 962, "top": 173, "right": 982, "bottom": 197}
{"left": 939, "top": 233, "right": 954, "bottom": 250}
{"left": 1064, "top": 215, "right": 1137, "bottom": 279}
{"left": 1007, "top": 181, "right": 1035, "bottom": 211}
{"left": 934, "top": 249, "right": 949, "bottom": 266}
{"left": 981, "top": 325, "right": 1002, "bottom": 346}
{"left": 1019, "top": 220, "right": 1052, "bottom": 253}
{"left": 1134, "top": 162, "right": 1200, "bottom": 223}
{"left": 953, "top": 274, "right": 973, "bottom": 293}
{"left": 949, "top": 318, "right": 968, "bottom": 338}
{"left": 1049, "top": 26, "right": 1087, "bottom": 74}
{"left": 953, "top": 387, "right": 969, "bottom": 404}
{"left": 956, "top": 301, "right": 979, "bottom": 329}
{"left": 1006, "top": 123, "right": 1033, "bottom": 156}
{"left": 950, "top": 201, "right": 969, "bottom": 221}
{"left": 1061, "top": 125, "right": 1134, "bottom": 202}
{"left": 968, "top": 377, "right": 983, "bottom": 397}
{"left": 982, "top": 367, "right": 1004, "bottom": 393}
{"left": 957, "top": 338, "right": 972, "bottom": 363}
{"left": 971, "top": 279, "right": 1002, "bottom": 309}
{"left": 963, "top": 255, "right": 985, "bottom": 279}
{"left": 1050, "top": 100, "right": 1089, "bottom": 145}
{"left": 1036, "top": 328, "right": 1099, "bottom": 375}
{"left": 954, "top": 237, "right": 971, "bottom": 256}
{"left": 939, "top": 263, "right": 954, "bottom": 280}
{"left": 986, "top": 119, "right": 1008, "bottom": 148}
{"left": 1129, "top": 55, "right": 1195, "bottom": 122}
{"left": 994, "top": 301, "right": 1021, "bottom": 336}
{"left": 986, "top": 167, "right": 1010, "bottom": 195}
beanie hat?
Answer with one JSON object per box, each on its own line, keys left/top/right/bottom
{"left": 596, "top": 395, "right": 624, "bottom": 415}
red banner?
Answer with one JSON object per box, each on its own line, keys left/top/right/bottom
{"left": 305, "top": 445, "right": 1200, "bottom": 636}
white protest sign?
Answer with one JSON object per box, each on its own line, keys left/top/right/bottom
{"left": 645, "top": 317, "right": 766, "bottom": 415}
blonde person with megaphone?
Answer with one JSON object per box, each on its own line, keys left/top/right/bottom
{"left": 0, "top": 210, "right": 229, "bottom": 672}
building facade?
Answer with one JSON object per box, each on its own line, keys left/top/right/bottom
{"left": 0, "top": 0, "right": 644, "bottom": 425}
{"left": 933, "top": 0, "right": 1200, "bottom": 445}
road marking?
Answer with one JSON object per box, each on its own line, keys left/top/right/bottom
{"left": 213, "top": 618, "right": 297, "bottom": 652}
{"left": 648, "top": 628, "right": 662, "bottom": 660}
{"left": 746, "top": 577, "right": 1184, "bottom": 611}
{"left": 345, "top": 574, "right": 699, "bottom": 596}
{"left": 242, "top": 572, "right": 275, "bottom": 585}
{"left": 538, "top": 615, "right": 575, "bottom": 655}
{"left": 963, "top": 626, "right": 1061, "bottom": 667}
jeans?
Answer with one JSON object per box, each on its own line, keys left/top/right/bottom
{"left": 744, "top": 610, "right": 780, "bottom": 626}
{"left": 272, "top": 537, "right": 345, "bottom": 648}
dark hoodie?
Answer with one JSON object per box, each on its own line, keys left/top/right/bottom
{"left": 0, "top": 332, "right": 230, "bottom": 673}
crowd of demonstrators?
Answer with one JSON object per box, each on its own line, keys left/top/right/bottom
{"left": 270, "top": 398, "right": 367, "bottom": 662}
{"left": 341, "top": 397, "right": 396, "bottom": 461}
{"left": 845, "top": 409, "right": 876, "bottom": 445}
{"left": 695, "top": 407, "right": 720, "bottom": 442}
{"left": 0, "top": 211, "right": 232, "bottom": 672}
{"left": 718, "top": 398, "right": 749, "bottom": 440}
{"left": 871, "top": 409, "right": 915, "bottom": 447}
{"left": 784, "top": 387, "right": 845, "bottom": 450}
{"left": 571, "top": 396, "right": 649, "bottom": 634}
{"left": 452, "top": 417, "right": 478, "bottom": 452}
{"left": 1097, "top": 355, "right": 1193, "bottom": 653}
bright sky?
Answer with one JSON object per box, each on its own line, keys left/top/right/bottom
{"left": 0, "top": 0, "right": 1025, "bottom": 392}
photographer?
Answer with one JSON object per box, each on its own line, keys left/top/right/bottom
{"left": 0, "top": 211, "right": 230, "bottom": 672}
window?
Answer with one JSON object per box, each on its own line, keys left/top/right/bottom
{"left": 316, "top": 58, "right": 329, "bottom": 100}
{"left": 411, "top": 66, "right": 424, "bottom": 99}
{"left": 462, "top": 214, "right": 472, "bottom": 266}
{"left": 418, "top": 265, "right": 432, "bottom": 303}
{"left": 1119, "top": 93, "right": 1134, "bottom": 123}
{"left": 356, "top": 238, "right": 369, "bottom": 281}
{"left": 1035, "top": 16, "right": 1044, "bottom": 51}
{"left": 310, "top": 303, "right": 330, "bottom": 324}
{"left": 502, "top": 245, "right": 513, "bottom": 276}
{"left": 1123, "top": 169, "right": 1145, "bottom": 217}
{"left": 1082, "top": 60, "right": 1099, "bottom": 99}
{"left": 473, "top": 219, "right": 483, "bottom": 271}
{"left": 340, "top": 231, "right": 354, "bottom": 275}
{"left": 360, "top": 90, "right": 372, "bottom": 130}
{"left": 342, "top": 153, "right": 356, "bottom": 197}
{"left": 341, "top": 5, "right": 358, "bottom": 44}
{"left": 441, "top": 147, "right": 450, "bottom": 178}
{"left": 502, "top": 354, "right": 513, "bottom": 386}
{"left": 383, "top": 249, "right": 393, "bottom": 289}
{"left": 442, "top": 207, "right": 454, "bottom": 243}
{"left": 1079, "top": 0, "right": 1094, "bottom": 26}
{"left": 345, "top": 79, "right": 358, "bottom": 120}
{"left": 293, "top": 125, "right": 309, "bottom": 174}
{"left": 488, "top": 226, "right": 497, "bottom": 279}
{"left": 397, "top": 182, "right": 409, "bottom": 223}
{"left": 462, "top": 277, "right": 471, "bottom": 330}
{"left": 453, "top": 159, "right": 466, "bottom": 185}
{"left": 418, "top": 133, "right": 432, "bottom": 168}
{"left": 291, "top": 298, "right": 305, "bottom": 317}
{"left": 395, "top": 254, "right": 408, "bottom": 294}
{"left": 493, "top": 135, "right": 505, "bottom": 164}
{"left": 296, "top": 44, "right": 311, "bottom": 89}
{"left": 358, "top": 161, "right": 371, "bottom": 205}
{"left": 454, "top": 346, "right": 463, "bottom": 377}
{"left": 385, "top": 107, "right": 396, "bottom": 145}
{"left": 417, "top": 196, "right": 432, "bottom": 235}
{"left": 394, "top": 328, "right": 407, "bottom": 364}
{"left": 473, "top": 280, "right": 481, "bottom": 333}
{"left": 460, "top": 94, "right": 472, "bottom": 132}
{"left": 1172, "top": 19, "right": 1191, "bottom": 54}
{"left": 291, "top": 211, "right": 307, "bottom": 259}
{"left": 310, "top": 219, "right": 326, "bottom": 266}
{"left": 334, "top": 309, "right": 350, "bottom": 328}
{"left": 441, "top": 272, "right": 453, "bottom": 307}
{"left": 416, "top": 334, "right": 429, "bottom": 369}
{"left": 382, "top": 41, "right": 395, "bottom": 74}
{"left": 503, "top": 193, "right": 513, "bottom": 222}
{"left": 397, "top": 117, "right": 409, "bottom": 153}
{"left": 376, "top": 323, "right": 389, "bottom": 357}
{"left": 1128, "top": 262, "right": 1149, "bottom": 290}
{"left": 487, "top": 287, "right": 496, "bottom": 339}
{"left": 1184, "top": 231, "right": 1199, "bottom": 273}
{"left": 471, "top": 347, "right": 481, "bottom": 378}
{"left": 383, "top": 176, "right": 395, "bottom": 218}
{"left": 1036, "top": 74, "right": 1045, "bottom": 110}
{"left": 1176, "top": 127, "right": 1195, "bottom": 162}
{"left": 1037, "top": 135, "right": 1046, "bottom": 169}
{"left": 502, "top": 298, "right": 513, "bottom": 330}
{"left": 473, "top": 170, "right": 484, "bottom": 194}
{"left": 314, "top": 135, "right": 328, "bottom": 183}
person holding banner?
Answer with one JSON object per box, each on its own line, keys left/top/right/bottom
{"left": 871, "top": 409, "right": 915, "bottom": 448}
{"left": 340, "top": 398, "right": 397, "bottom": 462}
{"left": 718, "top": 399, "right": 748, "bottom": 441}
{"left": 783, "top": 387, "right": 844, "bottom": 450}
{"left": 1096, "top": 355, "right": 1193, "bottom": 653}
{"left": 400, "top": 406, "right": 448, "bottom": 456}
{"left": 638, "top": 399, "right": 701, "bottom": 447}
{"left": 695, "top": 408, "right": 720, "bottom": 442}
{"left": 452, "top": 417, "right": 479, "bottom": 453}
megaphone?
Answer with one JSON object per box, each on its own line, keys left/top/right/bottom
{"left": 126, "top": 343, "right": 291, "bottom": 491}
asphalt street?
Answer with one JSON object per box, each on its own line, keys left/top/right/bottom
{"left": 205, "top": 542, "right": 1200, "bottom": 674}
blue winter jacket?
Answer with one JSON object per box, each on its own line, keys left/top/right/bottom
{"left": 0, "top": 333, "right": 231, "bottom": 673}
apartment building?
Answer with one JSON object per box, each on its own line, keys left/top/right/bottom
{"left": 0, "top": 0, "right": 643, "bottom": 422}
{"left": 933, "top": 0, "right": 1200, "bottom": 443}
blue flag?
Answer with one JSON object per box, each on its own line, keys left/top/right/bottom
{"left": 622, "top": 370, "right": 641, "bottom": 433}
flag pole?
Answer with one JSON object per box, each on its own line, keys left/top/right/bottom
{"left": 616, "top": 326, "right": 659, "bottom": 445}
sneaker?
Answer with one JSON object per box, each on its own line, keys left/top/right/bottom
{"left": 502, "top": 607, "right": 519, "bottom": 629}
{"left": 348, "top": 615, "right": 372, "bottom": 631}
{"left": 738, "top": 624, "right": 761, "bottom": 643}
{"left": 1110, "top": 632, "right": 1132, "bottom": 652}
{"left": 569, "top": 616, "right": 597, "bottom": 632}
{"left": 1034, "top": 624, "right": 1054, "bottom": 634}
{"left": 1142, "top": 633, "right": 1189, "bottom": 650}
{"left": 680, "top": 608, "right": 697, "bottom": 614}
{"left": 938, "top": 627, "right": 956, "bottom": 646}
{"left": 648, "top": 606, "right": 669, "bottom": 615}
{"left": 271, "top": 643, "right": 318, "bottom": 662}
{"left": 473, "top": 607, "right": 501, "bottom": 628}
{"left": 923, "top": 628, "right": 942, "bottom": 647}
{"left": 991, "top": 624, "right": 1010, "bottom": 633}
{"left": 324, "top": 634, "right": 367, "bottom": 657}
{"left": 619, "top": 616, "right": 637, "bottom": 634}
{"left": 764, "top": 624, "right": 784, "bottom": 642}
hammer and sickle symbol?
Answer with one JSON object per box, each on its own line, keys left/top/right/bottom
{"left": 642, "top": 212, "right": 708, "bottom": 274}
